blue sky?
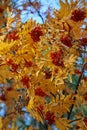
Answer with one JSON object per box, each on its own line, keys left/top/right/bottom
{"left": 14, "top": 0, "right": 60, "bottom": 23}
{"left": 15, "top": 0, "right": 87, "bottom": 23}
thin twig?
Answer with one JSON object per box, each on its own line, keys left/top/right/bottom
{"left": 67, "top": 62, "right": 87, "bottom": 119}
{"left": 44, "top": 122, "right": 48, "bottom": 130}
{"left": 50, "top": 92, "right": 56, "bottom": 98}
{"left": 69, "top": 118, "right": 82, "bottom": 124}
{"left": 28, "top": 0, "right": 44, "bottom": 23}
{"left": 36, "top": 10, "right": 44, "bottom": 23}
{"left": 6, "top": 110, "right": 29, "bottom": 117}
{"left": 6, "top": 111, "right": 16, "bottom": 116}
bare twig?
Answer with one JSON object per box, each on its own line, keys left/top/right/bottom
{"left": 69, "top": 118, "right": 82, "bottom": 124}
{"left": 67, "top": 62, "right": 87, "bottom": 119}
{"left": 28, "top": 0, "right": 44, "bottom": 23}
{"left": 6, "top": 110, "right": 29, "bottom": 117}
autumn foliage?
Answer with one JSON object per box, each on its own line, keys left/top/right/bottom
{"left": 0, "top": 0, "right": 87, "bottom": 130}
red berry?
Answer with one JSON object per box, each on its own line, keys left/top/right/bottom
{"left": 11, "top": 63, "right": 18, "bottom": 72}
{"left": 21, "top": 75, "right": 30, "bottom": 89}
{"left": 83, "top": 92, "right": 87, "bottom": 101}
{"left": 7, "top": 58, "right": 13, "bottom": 65}
{"left": 80, "top": 37, "right": 87, "bottom": 46}
{"left": 8, "top": 31, "right": 19, "bottom": 41}
{"left": 76, "top": 125, "right": 81, "bottom": 129}
{"left": 0, "top": 88, "right": 7, "bottom": 101}
{"left": 83, "top": 118, "right": 87, "bottom": 126}
{"left": 50, "top": 50, "right": 64, "bottom": 67}
{"left": 24, "top": 61, "right": 32, "bottom": 68}
{"left": 74, "top": 69, "right": 82, "bottom": 75}
{"left": 7, "top": 59, "right": 18, "bottom": 72}
{"left": 60, "top": 35, "right": 72, "bottom": 47}
{"left": 35, "top": 86, "right": 48, "bottom": 97}
{"left": 83, "top": 77, "right": 87, "bottom": 81}
{"left": 36, "top": 105, "right": 44, "bottom": 113}
{"left": 71, "top": 9, "right": 86, "bottom": 22}
{"left": 45, "top": 111, "right": 55, "bottom": 125}
{"left": 44, "top": 70, "right": 52, "bottom": 79}
{"left": 30, "top": 26, "right": 43, "bottom": 42}
{"left": 0, "top": 8, "right": 3, "bottom": 13}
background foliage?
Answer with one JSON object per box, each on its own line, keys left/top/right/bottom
{"left": 0, "top": 0, "right": 87, "bottom": 130}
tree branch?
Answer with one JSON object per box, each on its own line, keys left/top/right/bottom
{"left": 28, "top": 0, "right": 44, "bottom": 23}
{"left": 67, "top": 62, "right": 87, "bottom": 119}
{"left": 69, "top": 118, "right": 82, "bottom": 124}
{"left": 6, "top": 110, "right": 29, "bottom": 117}
{"left": 44, "top": 122, "right": 48, "bottom": 130}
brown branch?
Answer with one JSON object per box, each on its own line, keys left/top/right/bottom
{"left": 6, "top": 110, "right": 48, "bottom": 130}
{"left": 28, "top": 0, "right": 44, "bottom": 23}
{"left": 36, "top": 10, "right": 44, "bottom": 23}
{"left": 67, "top": 62, "right": 87, "bottom": 119}
{"left": 0, "top": 63, "right": 6, "bottom": 66}
{"left": 79, "top": 49, "right": 87, "bottom": 54}
{"left": 6, "top": 110, "right": 29, "bottom": 117}
{"left": 6, "top": 111, "right": 16, "bottom": 116}
{"left": 50, "top": 92, "right": 56, "bottom": 98}
{"left": 69, "top": 118, "right": 82, "bottom": 124}
{"left": 44, "top": 122, "right": 48, "bottom": 130}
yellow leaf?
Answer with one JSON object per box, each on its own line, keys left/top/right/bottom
{"left": 0, "top": 117, "right": 3, "bottom": 130}
{"left": 56, "top": 118, "right": 72, "bottom": 130}
{"left": 48, "top": 125, "right": 52, "bottom": 130}
{"left": 27, "top": 97, "right": 34, "bottom": 111}
{"left": 28, "top": 126, "right": 34, "bottom": 130}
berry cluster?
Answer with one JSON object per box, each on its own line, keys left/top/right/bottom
{"left": 50, "top": 50, "right": 64, "bottom": 67}
{"left": 80, "top": 37, "right": 87, "bottom": 46}
{"left": 35, "top": 86, "right": 48, "bottom": 97}
{"left": 36, "top": 105, "right": 43, "bottom": 113}
{"left": 0, "top": 8, "right": 3, "bottom": 13}
{"left": 60, "top": 35, "right": 72, "bottom": 47}
{"left": 30, "top": 26, "right": 43, "bottom": 42}
{"left": 71, "top": 9, "right": 86, "bottom": 22}
{"left": 24, "top": 60, "right": 32, "bottom": 68}
{"left": 21, "top": 75, "right": 30, "bottom": 89}
{"left": 8, "top": 31, "right": 19, "bottom": 41}
{"left": 45, "top": 111, "right": 55, "bottom": 125}
{"left": 7, "top": 59, "right": 18, "bottom": 72}
{"left": 44, "top": 70, "right": 52, "bottom": 79}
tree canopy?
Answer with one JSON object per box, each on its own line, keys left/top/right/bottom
{"left": 0, "top": 0, "right": 87, "bottom": 130}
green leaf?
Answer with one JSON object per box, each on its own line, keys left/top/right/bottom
{"left": 45, "top": 96, "right": 50, "bottom": 104}
{"left": 67, "top": 74, "right": 79, "bottom": 91}
{"left": 6, "top": 78, "right": 13, "bottom": 84}
{"left": 82, "top": 105, "right": 87, "bottom": 117}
